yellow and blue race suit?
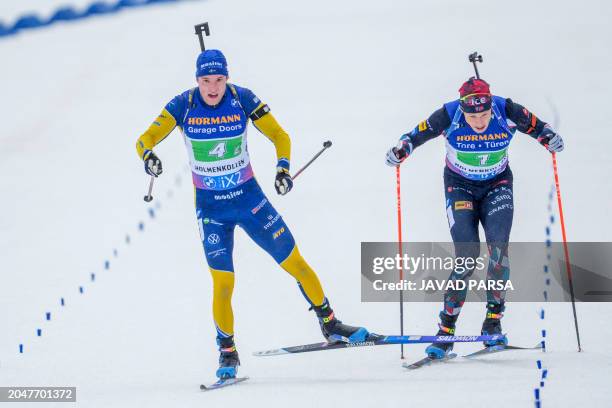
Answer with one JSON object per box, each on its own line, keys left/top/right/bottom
{"left": 136, "top": 84, "right": 325, "bottom": 339}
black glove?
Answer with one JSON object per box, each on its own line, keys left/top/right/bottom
{"left": 143, "top": 150, "right": 163, "bottom": 177}
{"left": 275, "top": 169, "right": 293, "bottom": 195}
{"left": 537, "top": 127, "right": 564, "bottom": 153}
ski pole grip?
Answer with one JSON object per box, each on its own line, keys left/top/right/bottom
{"left": 194, "top": 22, "right": 210, "bottom": 52}
{"left": 468, "top": 51, "right": 483, "bottom": 79}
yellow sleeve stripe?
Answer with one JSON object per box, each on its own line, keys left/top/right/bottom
{"left": 252, "top": 110, "right": 291, "bottom": 163}
{"left": 135, "top": 108, "right": 177, "bottom": 159}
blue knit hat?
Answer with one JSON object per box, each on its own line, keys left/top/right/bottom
{"left": 195, "top": 49, "right": 228, "bottom": 77}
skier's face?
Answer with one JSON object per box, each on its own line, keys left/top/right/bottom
{"left": 464, "top": 110, "right": 492, "bottom": 133}
{"left": 197, "top": 75, "right": 228, "bottom": 105}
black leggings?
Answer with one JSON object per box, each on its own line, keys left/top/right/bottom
{"left": 442, "top": 166, "right": 513, "bottom": 316}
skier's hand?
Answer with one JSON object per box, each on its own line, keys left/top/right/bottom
{"left": 143, "top": 150, "right": 163, "bottom": 177}
{"left": 385, "top": 139, "right": 413, "bottom": 167}
{"left": 537, "top": 127, "right": 564, "bottom": 153}
{"left": 275, "top": 168, "right": 293, "bottom": 195}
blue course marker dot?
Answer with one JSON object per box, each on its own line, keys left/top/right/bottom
{"left": 37, "top": 328, "right": 42, "bottom": 337}
{"left": 543, "top": 265, "right": 548, "bottom": 273}
{"left": 541, "top": 340, "right": 546, "bottom": 351}
{"left": 148, "top": 208, "right": 155, "bottom": 219}
{"left": 91, "top": 273, "right": 96, "bottom": 282}
{"left": 537, "top": 360, "right": 542, "bottom": 369}
{"left": 1, "top": 22, "right": 15, "bottom": 36}
{"left": 104, "top": 260, "right": 110, "bottom": 270}
{"left": 535, "top": 401, "right": 541, "bottom": 408}
{"left": 540, "top": 381, "right": 544, "bottom": 388}
{"left": 542, "top": 329, "right": 547, "bottom": 338}
{"left": 534, "top": 388, "right": 540, "bottom": 400}
{"left": 46, "top": 312, "right": 51, "bottom": 321}
{"left": 85, "top": 1, "right": 117, "bottom": 15}
{"left": 550, "top": 215, "right": 555, "bottom": 224}
{"left": 138, "top": 222, "right": 144, "bottom": 231}
{"left": 19, "top": 344, "right": 24, "bottom": 353}
{"left": 117, "top": 0, "right": 147, "bottom": 8}
{"left": 546, "top": 239, "right": 551, "bottom": 248}
{"left": 545, "top": 278, "right": 550, "bottom": 286}
{"left": 126, "top": 234, "right": 131, "bottom": 244}
{"left": 13, "top": 14, "right": 48, "bottom": 31}
{"left": 50, "top": 6, "right": 80, "bottom": 22}
{"left": 543, "top": 291, "right": 548, "bottom": 301}
{"left": 113, "top": 249, "right": 118, "bottom": 257}
{"left": 79, "top": 286, "right": 84, "bottom": 294}
{"left": 545, "top": 226, "right": 550, "bottom": 236}
{"left": 540, "top": 309, "right": 545, "bottom": 320}
{"left": 60, "top": 297, "right": 65, "bottom": 306}
{"left": 542, "top": 369, "right": 548, "bottom": 379}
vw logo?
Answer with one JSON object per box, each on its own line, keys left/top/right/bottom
{"left": 207, "top": 233, "right": 220, "bottom": 245}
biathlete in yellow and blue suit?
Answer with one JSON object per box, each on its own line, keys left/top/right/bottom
{"left": 136, "top": 49, "right": 369, "bottom": 379}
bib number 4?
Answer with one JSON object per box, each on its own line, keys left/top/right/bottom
{"left": 209, "top": 142, "right": 227, "bottom": 158}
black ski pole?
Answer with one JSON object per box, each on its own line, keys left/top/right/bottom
{"left": 292, "top": 141, "right": 332, "bottom": 180}
{"left": 468, "top": 51, "right": 483, "bottom": 79}
{"left": 195, "top": 22, "right": 210, "bottom": 52}
{"left": 143, "top": 176, "right": 155, "bottom": 202}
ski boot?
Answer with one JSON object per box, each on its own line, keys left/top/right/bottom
{"left": 313, "top": 299, "right": 369, "bottom": 343}
{"left": 481, "top": 302, "right": 508, "bottom": 347}
{"left": 216, "top": 336, "right": 240, "bottom": 379}
{"left": 425, "top": 312, "right": 458, "bottom": 359}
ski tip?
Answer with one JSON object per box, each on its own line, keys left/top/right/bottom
{"left": 402, "top": 353, "right": 457, "bottom": 370}
{"left": 252, "top": 349, "right": 288, "bottom": 357}
{"left": 200, "top": 376, "right": 249, "bottom": 391}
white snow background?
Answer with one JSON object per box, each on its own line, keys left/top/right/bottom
{"left": 1, "top": 0, "right": 611, "bottom": 406}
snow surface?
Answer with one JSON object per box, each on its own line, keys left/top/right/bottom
{"left": 1, "top": 0, "right": 611, "bottom": 406}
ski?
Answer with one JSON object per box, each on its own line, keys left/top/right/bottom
{"left": 462, "top": 343, "right": 543, "bottom": 358}
{"left": 253, "top": 333, "right": 505, "bottom": 357}
{"left": 200, "top": 376, "right": 249, "bottom": 391}
{"left": 403, "top": 353, "right": 458, "bottom": 370}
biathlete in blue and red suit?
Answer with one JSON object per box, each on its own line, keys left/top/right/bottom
{"left": 385, "top": 77, "right": 564, "bottom": 358}
{"left": 136, "top": 49, "right": 369, "bottom": 379}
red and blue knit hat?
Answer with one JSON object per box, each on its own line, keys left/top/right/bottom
{"left": 459, "top": 77, "right": 491, "bottom": 113}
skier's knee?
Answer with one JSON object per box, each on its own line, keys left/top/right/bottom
{"left": 211, "top": 268, "right": 235, "bottom": 299}
{"left": 280, "top": 246, "right": 310, "bottom": 278}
